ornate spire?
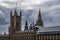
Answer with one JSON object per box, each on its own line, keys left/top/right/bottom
{"left": 35, "top": 9, "right": 43, "bottom": 26}
{"left": 24, "top": 20, "right": 28, "bottom": 31}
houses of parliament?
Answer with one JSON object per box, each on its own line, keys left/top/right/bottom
{"left": 0, "top": 8, "right": 60, "bottom": 40}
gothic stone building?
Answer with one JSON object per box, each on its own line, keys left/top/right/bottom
{"left": 0, "top": 9, "right": 60, "bottom": 40}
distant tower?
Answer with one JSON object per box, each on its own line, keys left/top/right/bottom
{"left": 35, "top": 9, "right": 43, "bottom": 26}
{"left": 29, "top": 24, "right": 33, "bottom": 30}
{"left": 4, "top": 32, "right": 6, "bottom": 35}
{"left": 9, "top": 10, "right": 22, "bottom": 34}
{"left": 24, "top": 20, "right": 28, "bottom": 31}
{"left": 32, "top": 21, "right": 35, "bottom": 31}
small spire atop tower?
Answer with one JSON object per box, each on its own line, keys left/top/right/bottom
{"left": 20, "top": 10, "right": 22, "bottom": 16}
{"left": 38, "top": 9, "right": 41, "bottom": 17}
{"left": 14, "top": 9, "right": 17, "bottom": 15}
{"left": 10, "top": 11, "right": 12, "bottom": 16}
{"left": 14, "top": 3, "right": 17, "bottom": 15}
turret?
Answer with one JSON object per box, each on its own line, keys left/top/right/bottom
{"left": 24, "top": 20, "right": 28, "bottom": 31}
{"left": 29, "top": 24, "right": 33, "bottom": 30}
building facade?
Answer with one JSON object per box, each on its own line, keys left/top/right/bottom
{"left": 0, "top": 9, "right": 60, "bottom": 40}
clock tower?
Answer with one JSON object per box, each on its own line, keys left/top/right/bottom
{"left": 9, "top": 10, "right": 22, "bottom": 34}
{"left": 35, "top": 9, "right": 43, "bottom": 26}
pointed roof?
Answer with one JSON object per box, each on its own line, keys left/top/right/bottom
{"left": 38, "top": 9, "right": 41, "bottom": 17}
{"left": 35, "top": 9, "right": 43, "bottom": 26}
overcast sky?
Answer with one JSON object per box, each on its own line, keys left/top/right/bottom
{"left": 0, "top": 0, "right": 60, "bottom": 34}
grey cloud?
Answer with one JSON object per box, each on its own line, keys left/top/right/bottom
{"left": 22, "top": 10, "right": 34, "bottom": 26}
{"left": 0, "top": 25, "right": 8, "bottom": 34}
{"left": 0, "top": 5, "right": 14, "bottom": 34}
{"left": 1, "top": 1, "right": 17, "bottom": 6}
{"left": 40, "top": 0, "right": 60, "bottom": 8}
{"left": 0, "top": 0, "right": 60, "bottom": 33}
{"left": 0, "top": 5, "right": 11, "bottom": 25}
{"left": 0, "top": 17, "right": 8, "bottom": 25}
{"left": 28, "top": 0, "right": 60, "bottom": 27}
{"left": 40, "top": 0, "right": 60, "bottom": 27}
